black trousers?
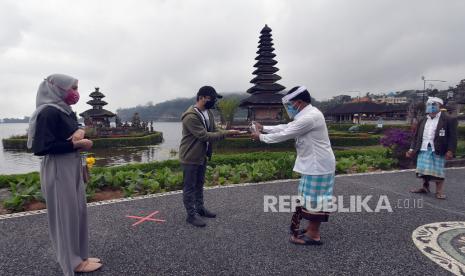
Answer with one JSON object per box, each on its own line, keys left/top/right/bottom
{"left": 182, "top": 162, "right": 207, "bottom": 217}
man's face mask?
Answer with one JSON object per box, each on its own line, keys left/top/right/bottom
{"left": 205, "top": 97, "right": 216, "bottom": 109}
{"left": 426, "top": 103, "right": 439, "bottom": 114}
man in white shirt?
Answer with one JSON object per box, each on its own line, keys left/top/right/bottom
{"left": 251, "top": 86, "right": 336, "bottom": 246}
{"left": 407, "top": 97, "right": 458, "bottom": 199}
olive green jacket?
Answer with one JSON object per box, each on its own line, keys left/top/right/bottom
{"left": 179, "top": 106, "right": 226, "bottom": 165}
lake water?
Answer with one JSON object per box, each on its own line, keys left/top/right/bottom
{"left": 0, "top": 122, "right": 183, "bottom": 175}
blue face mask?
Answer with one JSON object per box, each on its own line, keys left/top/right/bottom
{"left": 285, "top": 103, "right": 299, "bottom": 119}
{"left": 426, "top": 103, "right": 439, "bottom": 114}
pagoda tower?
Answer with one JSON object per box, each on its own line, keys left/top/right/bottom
{"left": 79, "top": 87, "right": 116, "bottom": 127}
{"left": 240, "top": 24, "right": 286, "bottom": 124}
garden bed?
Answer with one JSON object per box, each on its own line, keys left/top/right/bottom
{"left": 0, "top": 148, "right": 395, "bottom": 213}
{"left": 2, "top": 142, "right": 463, "bottom": 214}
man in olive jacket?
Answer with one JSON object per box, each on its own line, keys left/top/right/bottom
{"left": 179, "top": 86, "right": 240, "bottom": 227}
{"left": 407, "top": 97, "right": 458, "bottom": 199}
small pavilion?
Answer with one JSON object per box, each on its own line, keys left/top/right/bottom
{"left": 79, "top": 87, "right": 116, "bottom": 127}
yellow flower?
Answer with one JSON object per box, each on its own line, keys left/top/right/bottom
{"left": 86, "top": 156, "right": 96, "bottom": 169}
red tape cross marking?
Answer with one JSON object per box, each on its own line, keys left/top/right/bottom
{"left": 126, "top": 211, "right": 166, "bottom": 227}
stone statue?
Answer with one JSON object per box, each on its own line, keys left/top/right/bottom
{"left": 115, "top": 116, "right": 122, "bottom": 127}
{"left": 131, "top": 112, "right": 141, "bottom": 128}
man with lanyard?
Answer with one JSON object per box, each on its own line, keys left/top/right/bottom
{"left": 251, "top": 86, "right": 336, "bottom": 245}
{"left": 407, "top": 97, "right": 458, "bottom": 199}
{"left": 179, "top": 86, "right": 240, "bottom": 227}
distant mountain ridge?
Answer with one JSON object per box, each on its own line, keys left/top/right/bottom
{"left": 116, "top": 92, "right": 249, "bottom": 122}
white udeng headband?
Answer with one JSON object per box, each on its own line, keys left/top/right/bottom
{"left": 426, "top": 97, "right": 443, "bottom": 105}
{"left": 282, "top": 86, "right": 308, "bottom": 104}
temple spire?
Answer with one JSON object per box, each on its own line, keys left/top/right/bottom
{"left": 239, "top": 25, "right": 287, "bottom": 124}
{"left": 247, "top": 24, "right": 285, "bottom": 94}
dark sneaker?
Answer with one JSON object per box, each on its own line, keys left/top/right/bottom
{"left": 198, "top": 208, "right": 216, "bottom": 218}
{"left": 186, "top": 215, "right": 206, "bottom": 227}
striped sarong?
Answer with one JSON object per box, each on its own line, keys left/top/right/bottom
{"left": 298, "top": 173, "right": 335, "bottom": 211}
{"left": 416, "top": 148, "right": 445, "bottom": 180}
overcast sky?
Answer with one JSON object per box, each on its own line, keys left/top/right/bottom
{"left": 1, "top": 0, "right": 464, "bottom": 118}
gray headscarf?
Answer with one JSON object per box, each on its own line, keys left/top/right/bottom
{"left": 27, "top": 74, "right": 78, "bottom": 149}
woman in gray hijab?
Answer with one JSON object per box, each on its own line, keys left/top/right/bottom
{"left": 28, "top": 74, "right": 102, "bottom": 275}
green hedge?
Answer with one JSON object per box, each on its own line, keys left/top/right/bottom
{"left": 328, "top": 132, "right": 373, "bottom": 137}
{"left": 457, "top": 141, "right": 465, "bottom": 157}
{"left": 459, "top": 127, "right": 465, "bottom": 140}
{"left": 330, "top": 136, "right": 380, "bottom": 147}
{"left": 214, "top": 137, "right": 294, "bottom": 150}
{"left": 1, "top": 139, "right": 29, "bottom": 150}
{"left": 91, "top": 132, "right": 163, "bottom": 148}
{"left": 328, "top": 123, "right": 465, "bottom": 138}
{"left": 214, "top": 135, "right": 380, "bottom": 149}
{"left": 1, "top": 132, "right": 163, "bottom": 151}
{"left": 327, "top": 123, "right": 410, "bottom": 133}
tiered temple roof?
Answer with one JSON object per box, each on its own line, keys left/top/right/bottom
{"left": 79, "top": 87, "right": 116, "bottom": 119}
{"left": 241, "top": 25, "right": 285, "bottom": 106}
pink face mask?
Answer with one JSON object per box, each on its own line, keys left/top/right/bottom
{"left": 64, "top": 89, "right": 80, "bottom": 105}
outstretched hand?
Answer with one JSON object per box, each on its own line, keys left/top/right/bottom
{"left": 253, "top": 122, "right": 263, "bottom": 132}
{"left": 251, "top": 131, "right": 261, "bottom": 141}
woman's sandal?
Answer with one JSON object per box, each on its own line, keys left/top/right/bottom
{"left": 74, "top": 260, "right": 103, "bottom": 273}
{"left": 87, "top": 257, "right": 101, "bottom": 263}
{"left": 435, "top": 193, "right": 446, "bottom": 200}
{"left": 289, "top": 235, "right": 323, "bottom": 246}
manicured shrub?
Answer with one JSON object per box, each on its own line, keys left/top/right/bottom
{"left": 1, "top": 132, "right": 163, "bottom": 151}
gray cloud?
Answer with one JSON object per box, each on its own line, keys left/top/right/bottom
{"left": 1, "top": 0, "right": 464, "bottom": 118}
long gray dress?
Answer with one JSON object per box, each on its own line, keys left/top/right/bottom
{"left": 41, "top": 152, "right": 88, "bottom": 276}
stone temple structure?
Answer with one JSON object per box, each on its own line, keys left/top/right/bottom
{"left": 240, "top": 24, "right": 286, "bottom": 124}
{"left": 79, "top": 87, "right": 116, "bottom": 127}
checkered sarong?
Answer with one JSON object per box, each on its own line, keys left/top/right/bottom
{"left": 298, "top": 173, "right": 335, "bottom": 210}
{"left": 416, "top": 148, "right": 445, "bottom": 179}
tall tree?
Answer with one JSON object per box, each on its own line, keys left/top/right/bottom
{"left": 217, "top": 98, "right": 240, "bottom": 129}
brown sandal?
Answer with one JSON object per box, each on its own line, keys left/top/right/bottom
{"left": 74, "top": 260, "right": 103, "bottom": 273}
{"left": 435, "top": 193, "right": 446, "bottom": 200}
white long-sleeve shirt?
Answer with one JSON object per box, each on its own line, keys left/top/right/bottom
{"left": 259, "top": 104, "right": 336, "bottom": 175}
{"left": 421, "top": 112, "right": 441, "bottom": 151}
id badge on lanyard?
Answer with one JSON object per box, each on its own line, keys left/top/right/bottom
{"left": 439, "top": 128, "right": 445, "bottom": 137}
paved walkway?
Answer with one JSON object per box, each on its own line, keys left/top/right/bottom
{"left": 1, "top": 168, "right": 465, "bottom": 275}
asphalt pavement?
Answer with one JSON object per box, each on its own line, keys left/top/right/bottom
{"left": 1, "top": 168, "right": 464, "bottom": 276}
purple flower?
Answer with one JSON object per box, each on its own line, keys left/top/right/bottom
{"left": 381, "top": 129, "right": 413, "bottom": 150}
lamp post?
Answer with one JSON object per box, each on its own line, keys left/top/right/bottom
{"left": 421, "top": 76, "right": 446, "bottom": 103}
